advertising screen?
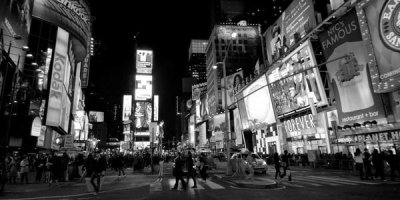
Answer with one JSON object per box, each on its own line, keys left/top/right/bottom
{"left": 233, "top": 108, "right": 243, "bottom": 145}
{"left": 46, "top": 27, "right": 69, "bottom": 129}
{"left": 136, "top": 50, "right": 153, "bottom": 74}
{"left": 264, "top": 0, "right": 317, "bottom": 64}
{"left": 222, "top": 71, "right": 243, "bottom": 107}
{"left": 319, "top": 8, "right": 385, "bottom": 125}
{"left": 135, "top": 74, "right": 152, "bottom": 100}
{"left": 153, "top": 95, "right": 159, "bottom": 122}
{"left": 134, "top": 102, "right": 152, "bottom": 130}
{"left": 267, "top": 40, "right": 327, "bottom": 117}
{"left": 123, "top": 95, "right": 132, "bottom": 121}
{"left": 88, "top": 111, "right": 104, "bottom": 123}
{"left": 356, "top": 0, "right": 400, "bottom": 92}
{"left": 241, "top": 75, "right": 275, "bottom": 130}
{"left": 0, "top": 0, "right": 33, "bottom": 70}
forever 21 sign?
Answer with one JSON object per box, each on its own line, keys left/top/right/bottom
{"left": 283, "top": 114, "right": 316, "bottom": 135}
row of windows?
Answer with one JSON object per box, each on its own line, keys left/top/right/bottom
{"left": 215, "top": 39, "right": 248, "bottom": 45}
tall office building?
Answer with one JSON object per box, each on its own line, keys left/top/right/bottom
{"left": 188, "top": 40, "right": 208, "bottom": 83}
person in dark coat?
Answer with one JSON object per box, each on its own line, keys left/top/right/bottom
{"left": 386, "top": 150, "right": 400, "bottom": 181}
{"left": 371, "top": 149, "right": 385, "bottom": 180}
{"left": 273, "top": 152, "right": 281, "bottom": 179}
{"left": 171, "top": 152, "right": 186, "bottom": 190}
{"left": 363, "top": 148, "right": 373, "bottom": 180}
{"left": 186, "top": 151, "right": 196, "bottom": 188}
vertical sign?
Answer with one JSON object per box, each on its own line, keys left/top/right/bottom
{"left": 46, "top": 27, "right": 69, "bottom": 127}
{"left": 123, "top": 95, "right": 132, "bottom": 121}
{"left": 149, "top": 122, "right": 158, "bottom": 143}
{"left": 153, "top": 95, "right": 159, "bottom": 122}
{"left": 136, "top": 50, "right": 153, "bottom": 74}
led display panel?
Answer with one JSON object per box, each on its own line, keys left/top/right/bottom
{"left": 267, "top": 40, "right": 327, "bottom": 117}
{"left": 135, "top": 74, "right": 152, "bottom": 100}
{"left": 88, "top": 111, "right": 104, "bottom": 122}
{"left": 123, "top": 95, "right": 132, "bottom": 121}
{"left": 136, "top": 50, "right": 153, "bottom": 74}
{"left": 134, "top": 102, "right": 152, "bottom": 130}
{"left": 153, "top": 95, "right": 159, "bottom": 122}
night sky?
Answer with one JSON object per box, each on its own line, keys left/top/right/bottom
{"left": 89, "top": 1, "right": 211, "bottom": 139}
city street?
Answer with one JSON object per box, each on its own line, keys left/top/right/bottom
{"left": 1, "top": 165, "right": 399, "bottom": 200}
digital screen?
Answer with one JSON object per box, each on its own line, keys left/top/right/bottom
{"left": 135, "top": 74, "right": 152, "bottom": 100}
{"left": 123, "top": 95, "right": 132, "bottom": 121}
{"left": 136, "top": 50, "right": 153, "bottom": 74}
{"left": 267, "top": 40, "right": 327, "bottom": 117}
{"left": 134, "top": 102, "right": 152, "bottom": 130}
{"left": 89, "top": 111, "right": 104, "bottom": 122}
{"left": 153, "top": 95, "right": 159, "bottom": 121}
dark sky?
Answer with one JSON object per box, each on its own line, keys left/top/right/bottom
{"left": 89, "top": 1, "right": 211, "bottom": 139}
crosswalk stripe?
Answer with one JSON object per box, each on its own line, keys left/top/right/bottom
{"left": 187, "top": 179, "right": 205, "bottom": 190}
{"left": 202, "top": 179, "right": 225, "bottom": 189}
{"left": 294, "top": 177, "right": 340, "bottom": 186}
{"left": 279, "top": 181, "right": 305, "bottom": 188}
{"left": 308, "top": 176, "right": 379, "bottom": 185}
{"left": 303, "top": 176, "right": 356, "bottom": 186}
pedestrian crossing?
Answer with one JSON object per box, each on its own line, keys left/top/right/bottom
{"left": 277, "top": 175, "right": 381, "bottom": 188}
{"left": 150, "top": 177, "right": 226, "bottom": 193}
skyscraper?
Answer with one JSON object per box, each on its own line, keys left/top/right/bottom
{"left": 188, "top": 40, "right": 208, "bottom": 83}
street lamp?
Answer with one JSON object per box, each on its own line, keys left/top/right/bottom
{"left": 213, "top": 32, "right": 237, "bottom": 176}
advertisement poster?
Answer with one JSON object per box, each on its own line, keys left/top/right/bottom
{"left": 0, "top": 0, "right": 33, "bottom": 70}
{"left": 237, "top": 98, "right": 249, "bottom": 130}
{"left": 88, "top": 111, "right": 104, "bottom": 122}
{"left": 200, "top": 94, "right": 209, "bottom": 121}
{"left": 267, "top": 40, "right": 327, "bottom": 117}
{"left": 136, "top": 50, "right": 153, "bottom": 74}
{"left": 134, "top": 102, "right": 152, "bottom": 130}
{"left": 233, "top": 108, "right": 243, "bottom": 145}
{"left": 242, "top": 75, "right": 275, "bottom": 131}
{"left": 319, "top": 9, "right": 385, "bottom": 125}
{"left": 135, "top": 74, "right": 152, "bottom": 100}
{"left": 153, "top": 95, "right": 159, "bottom": 122}
{"left": 188, "top": 115, "right": 195, "bottom": 147}
{"left": 199, "top": 123, "right": 207, "bottom": 148}
{"left": 264, "top": 0, "right": 317, "bottom": 64}
{"left": 213, "top": 113, "right": 228, "bottom": 133}
{"left": 222, "top": 71, "right": 243, "bottom": 107}
{"left": 46, "top": 27, "right": 69, "bottom": 128}
{"left": 355, "top": 0, "right": 400, "bottom": 92}
{"left": 123, "top": 95, "right": 132, "bottom": 121}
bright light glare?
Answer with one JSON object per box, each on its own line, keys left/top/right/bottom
{"left": 213, "top": 65, "right": 218, "bottom": 69}
{"left": 231, "top": 32, "right": 238, "bottom": 38}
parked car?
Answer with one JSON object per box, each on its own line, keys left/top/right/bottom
{"left": 231, "top": 152, "right": 268, "bottom": 174}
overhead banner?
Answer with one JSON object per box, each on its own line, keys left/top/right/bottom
{"left": 123, "top": 95, "right": 132, "bottom": 121}
{"left": 135, "top": 74, "right": 152, "bottom": 100}
{"left": 136, "top": 50, "right": 153, "bottom": 74}
{"left": 267, "top": 40, "right": 328, "bottom": 117}
{"left": 222, "top": 71, "right": 243, "bottom": 107}
{"left": 357, "top": 0, "right": 400, "bottom": 92}
{"left": 239, "top": 75, "right": 275, "bottom": 131}
{"left": 46, "top": 27, "right": 69, "bottom": 129}
{"left": 319, "top": 8, "right": 385, "bottom": 125}
{"left": 264, "top": 0, "right": 317, "bottom": 64}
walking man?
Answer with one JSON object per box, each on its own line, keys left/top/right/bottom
{"left": 171, "top": 152, "right": 186, "bottom": 190}
{"left": 186, "top": 151, "right": 197, "bottom": 188}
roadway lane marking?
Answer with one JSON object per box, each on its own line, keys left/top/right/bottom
{"left": 203, "top": 180, "right": 225, "bottom": 189}
{"left": 279, "top": 181, "right": 305, "bottom": 188}
{"left": 150, "top": 181, "right": 163, "bottom": 192}
{"left": 301, "top": 176, "right": 353, "bottom": 186}
{"left": 308, "top": 176, "right": 379, "bottom": 185}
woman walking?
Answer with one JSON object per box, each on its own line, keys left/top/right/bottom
{"left": 273, "top": 152, "right": 281, "bottom": 179}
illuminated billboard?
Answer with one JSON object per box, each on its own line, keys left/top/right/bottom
{"left": 319, "top": 8, "right": 385, "bottom": 125}
{"left": 46, "top": 27, "right": 69, "bottom": 131}
{"left": 222, "top": 71, "right": 243, "bottom": 107}
{"left": 88, "top": 111, "right": 104, "bottom": 123}
{"left": 356, "top": 0, "right": 400, "bottom": 92}
{"left": 264, "top": 0, "right": 317, "bottom": 64}
{"left": 123, "top": 95, "right": 132, "bottom": 121}
{"left": 135, "top": 74, "right": 152, "bottom": 100}
{"left": 136, "top": 50, "right": 153, "bottom": 74}
{"left": 153, "top": 95, "right": 159, "bottom": 122}
{"left": 134, "top": 102, "right": 152, "bottom": 130}
{"left": 237, "top": 75, "right": 275, "bottom": 131}
{"left": 267, "top": 40, "right": 327, "bottom": 117}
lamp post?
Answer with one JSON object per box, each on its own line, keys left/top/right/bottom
{"left": 213, "top": 32, "right": 237, "bottom": 176}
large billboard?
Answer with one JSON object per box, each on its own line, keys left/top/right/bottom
{"left": 267, "top": 40, "right": 328, "bottom": 117}
{"left": 319, "top": 8, "right": 385, "bottom": 125}
{"left": 222, "top": 71, "right": 243, "bottom": 107}
{"left": 237, "top": 75, "right": 275, "bottom": 131}
{"left": 134, "top": 102, "right": 152, "bottom": 130}
{"left": 356, "top": 0, "right": 400, "bottom": 92}
{"left": 46, "top": 27, "right": 69, "bottom": 130}
{"left": 0, "top": 0, "right": 33, "bottom": 70}
{"left": 136, "top": 50, "right": 153, "bottom": 74}
{"left": 135, "top": 74, "right": 152, "bottom": 100}
{"left": 123, "top": 95, "right": 132, "bottom": 121}
{"left": 264, "top": 0, "right": 317, "bottom": 65}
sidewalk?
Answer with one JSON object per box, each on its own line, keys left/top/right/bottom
{"left": 0, "top": 172, "right": 157, "bottom": 199}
